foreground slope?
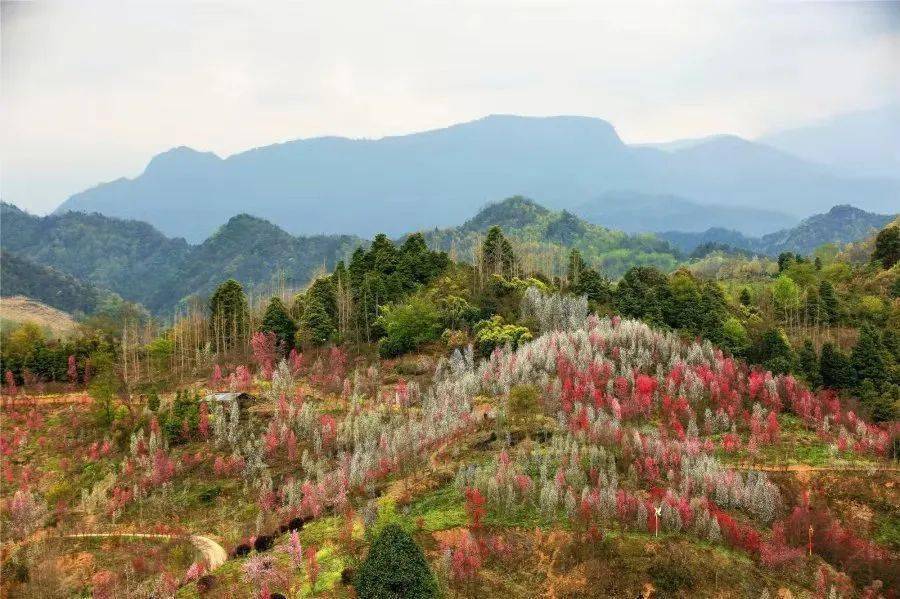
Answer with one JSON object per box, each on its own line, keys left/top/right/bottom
{"left": 2, "top": 298, "right": 895, "bottom": 597}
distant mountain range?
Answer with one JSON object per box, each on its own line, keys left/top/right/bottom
{"left": 757, "top": 104, "right": 900, "bottom": 179}
{"left": 574, "top": 191, "right": 797, "bottom": 236}
{"left": 54, "top": 114, "right": 899, "bottom": 242}
{"left": 660, "top": 205, "right": 896, "bottom": 256}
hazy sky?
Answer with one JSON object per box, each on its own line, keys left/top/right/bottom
{"left": 2, "top": 1, "right": 899, "bottom": 214}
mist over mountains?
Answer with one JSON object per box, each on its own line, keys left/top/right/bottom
{"left": 757, "top": 103, "right": 900, "bottom": 179}
{"left": 55, "top": 114, "right": 899, "bottom": 243}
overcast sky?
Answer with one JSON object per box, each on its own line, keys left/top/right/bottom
{"left": 2, "top": 1, "right": 898, "bottom": 214}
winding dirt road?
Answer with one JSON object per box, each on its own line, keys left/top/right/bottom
{"left": 62, "top": 532, "right": 227, "bottom": 569}
{"left": 731, "top": 463, "right": 900, "bottom": 473}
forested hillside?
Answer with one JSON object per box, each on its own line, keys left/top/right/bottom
{"left": 0, "top": 204, "right": 362, "bottom": 314}
{"left": 662, "top": 205, "right": 895, "bottom": 256}
{"left": 0, "top": 250, "right": 110, "bottom": 315}
{"left": 0, "top": 202, "right": 189, "bottom": 308}
{"left": 420, "top": 196, "right": 681, "bottom": 277}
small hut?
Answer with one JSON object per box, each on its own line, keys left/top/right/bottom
{"left": 203, "top": 392, "right": 255, "bottom": 412}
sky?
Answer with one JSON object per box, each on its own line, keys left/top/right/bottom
{"left": 2, "top": 1, "right": 899, "bottom": 214}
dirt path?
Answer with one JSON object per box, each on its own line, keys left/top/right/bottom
{"left": 62, "top": 532, "right": 227, "bottom": 569}
{"left": 2, "top": 392, "right": 92, "bottom": 407}
{"left": 731, "top": 463, "right": 900, "bottom": 473}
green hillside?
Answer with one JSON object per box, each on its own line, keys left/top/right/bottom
{"left": 421, "top": 196, "right": 680, "bottom": 277}
{"left": 0, "top": 203, "right": 363, "bottom": 314}
{"left": 0, "top": 250, "right": 112, "bottom": 315}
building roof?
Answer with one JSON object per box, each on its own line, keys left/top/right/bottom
{"left": 204, "top": 392, "right": 253, "bottom": 402}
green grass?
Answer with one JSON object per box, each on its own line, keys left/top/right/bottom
{"left": 407, "top": 484, "right": 566, "bottom": 532}
{"left": 874, "top": 514, "right": 900, "bottom": 550}
{"left": 717, "top": 413, "right": 877, "bottom": 468}
{"left": 407, "top": 485, "right": 467, "bottom": 532}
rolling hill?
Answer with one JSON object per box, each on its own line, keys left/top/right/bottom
{"left": 54, "top": 115, "right": 900, "bottom": 242}
{"left": 0, "top": 250, "right": 112, "bottom": 315}
{"left": 0, "top": 296, "right": 80, "bottom": 338}
{"left": 660, "top": 204, "right": 896, "bottom": 256}
{"left": 419, "top": 196, "right": 681, "bottom": 277}
{"left": 0, "top": 203, "right": 362, "bottom": 314}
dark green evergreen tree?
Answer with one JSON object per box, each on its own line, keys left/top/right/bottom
{"left": 850, "top": 326, "right": 887, "bottom": 390}
{"left": 356, "top": 524, "right": 439, "bottom": 599}
{"left": 739, "top": 287, "right": 752, "bottom": 306}
{"left": 820, "top": 342, "right": 854, "bottom": 389}
{"left": 260, "top": 297, "right": 297, "bottom": 351}
{"left": 818, "top": 280, "right": 839, "bottom": 325}
{"left": 208, "top": 279, "right": 249, "bottom": 351}
{"left": 298, "top": 293, "right": 336, "bottom": 346}
{"left": 398, "top": 233, "right": 449, "bottom": 288}
{"left": 297, "top": 278, "right": 337, "bottom": 346}
{"left": 614, "top": 266, "right": 668, "bottom": 326}
{"left": 777, "top": 252, "right": 797, "bottom": 272}
{"left": 804, "top": 287, "right": 821, "bottom": 326}
{"left": 567, "top": 248, "right": 586, "bottom": 289}
{"left": 798, "top": 339, "right": 821, "bottom": 388}
{"left": 872, "top": 225, "right": 899, "bottom": 269}
{"left": 481, "top": 226, "right": 517, "bottom": 278}
{"left": 567, "top": 248, "right": 611, "bottom": 306}
{"left": 750, "top": 328, "right": 795, "bottom": 375}
{"left": 857, "top": 380, "right": 897, "bottom": 423}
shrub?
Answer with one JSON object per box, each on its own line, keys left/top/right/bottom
{"left": 377, "top": 295, "right": 443, "bottom": 358}
{"left": 648, "top": 554, "right": 695, "bottom": 593}
{"left": 356, "top": 524, "right": 439, "bottom": 598}
{"left": 473, "top": 315, "right": 531, "bottom": 356}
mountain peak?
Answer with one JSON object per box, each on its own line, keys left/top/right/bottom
{"left": 464, "top": 113, "right": 623, "bottom": 144}
{"left": 144, "top": 146, "right": 222, "bottom": 176}
{"left": 826, "top": 204, "right": 865, "bottom": 217}
{"left": 462, "top": 196, "right": 552, "bottom": 232}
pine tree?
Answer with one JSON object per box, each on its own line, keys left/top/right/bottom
{"left": 777, "top": 252, "right": 797, "bottom": 272}
{"left": 208, "top": 279, "right": 249, "bottom": 353}
{"left": 260, "top": 297, "right": 297, "bottom": 351}
{"left": 872, "top": 225, "right": 899, "bottom": 269}
{"left": 298, "top": 292, "right": 336, "bottom": 346}
{"left": 819, "top": 342, "right": 854, "bottom": 389}
{"left": 614, "top": 266, "right": 667, "bottom": 326}
{"left": 818, "top": 281, "right": 839, "bottom": 325}
{"left": 857, "top": 380, "right": 897, "bottom": 423}
{"left": 751, "top": 329, "right": 795, "bottom": 375}
{"left": 739, "top": 288, "right": 752, "bottom": 306}
{"left": 850, "top": 326, "right": 887, "bottom": 390}
{"left": 798, "top": 340, "right": 821, "bottom": 388}
{"left": 481, "top": 226, "right": 517, "bottom": 278}
{"left": 567, "top": 248, "right": 585, "bottom": 289}
{"left": 356, "top": 524, "right": 439, "bottom": 598}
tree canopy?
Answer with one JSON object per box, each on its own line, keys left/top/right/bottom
{"left": 355, "top": 524, "right": 439, "bottom": 599}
